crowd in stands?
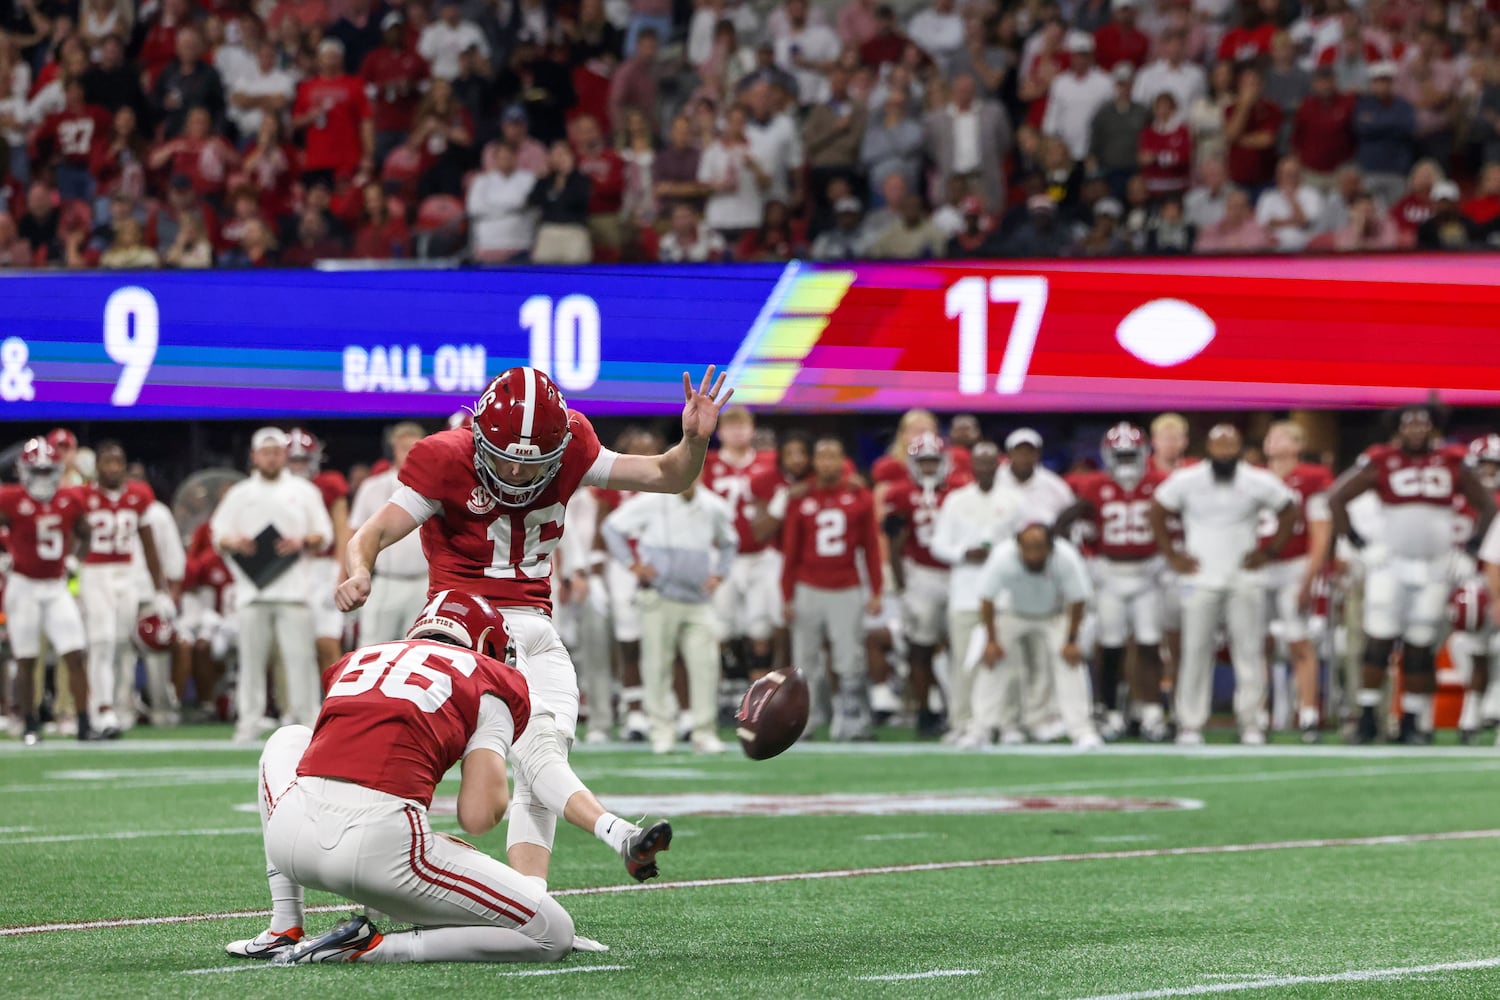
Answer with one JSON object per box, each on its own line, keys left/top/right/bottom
{"left": 3, "top": 0, "right": 1500, "bottom": 267}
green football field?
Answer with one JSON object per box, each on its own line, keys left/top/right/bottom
{"left": 5, "top": 728, "right": 1500, "bottom": 999}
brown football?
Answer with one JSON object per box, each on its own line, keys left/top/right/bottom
{"left": 735, "top": 668, "right": 810, "bottom": 760}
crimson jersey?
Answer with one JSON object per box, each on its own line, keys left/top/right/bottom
{"left": 188, "top": 550, "right": 235, "bottom": 613}
{"left": 1360, "top": 444, "right": 1466, "bottom": 559}
{"left": 1451, "top": 488, "right": 1500, "bottom": 548}
{"left": 780, "top": 481, "right": 882, "bottom": 600}
{"left": 0, "top": 485, "right": 85, "bottom": 579}
{"left": 1063, "top": 470, "right": 1104, "bottom": 556}
{"left": 398, "top": 418, "right": 612, "bottom": 612}
{"left": 1078, "top": 470, "right": 1166, "bottom": 560}
{"left": 702, "top": 448, "right": 779, "bottom": 554}
{"left": 870, "top": 447, "right": 973, "bottom": 487}
{"left": 886, "top": 472, "right": 972, "bottom": 568}
{"left": 78, "top": 481, "right": 155, "bottom": 565}
{"left": 1258, "top": 463, "right": 1334, "bottom": 560}
{"left": 312, "top": 469, "right": 349, "bottom": 557}
{"left": 298, "top": 639, "right": 531, "bottom": 808}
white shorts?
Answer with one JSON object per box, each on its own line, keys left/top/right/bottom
{"left": 1263, "top": 556, "right": 1310, "bottom": 644}
{"left": 307, "top": 557, "right": 343, "bottom": 641}
{"left": 2, "top": 573, "right": 85, "bottom": 659}
{"left": 501, "top": 608, "right": 579, "bottom": 738}
{"left": 1363, "top": 554, "right": 1452, "bottom": 646}
{"left": 78, "top": 561, "right": 139, "bottom": 650}
{"left": 1095, "top": 558, "right": 1163, "bottom": 647}
{"left": 1158, "top": 567, "right": 1182, "bottom": 633}
{"left": 900, "top": 562, "right": 949, "bottom": 647}
{"left": 712, "top": 548, "right": 783, "bottom": 642}
{"left": 604, "top": 560, "right": 641, "bottom": 643}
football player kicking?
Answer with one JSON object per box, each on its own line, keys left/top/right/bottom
{"left": 336, "top": 366, "right": 731, "bottom": 885}
{"left": 227, "top": 592, "right": 669, "bottom": 964}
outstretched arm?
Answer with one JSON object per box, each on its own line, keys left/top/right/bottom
{"left": 335, "top": 502, "right": 422, "bottom": 611}
{"left": 604, "top": 367, "right": 734, "bottom": 493}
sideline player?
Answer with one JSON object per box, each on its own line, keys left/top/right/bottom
{"left": 0, "top": 438, "right": 95, "bottom": 742}
{"left": 288, "top": 429, "right": 351, "bottom": 671}
{"left": 227, "top": 591, "right": 668, "bottom": 964}
{"left": 1330, "top": 405, "right": 1495, "bottom": 744}
{"left": 336, "top": 366, "right": 731, "bottom": 883}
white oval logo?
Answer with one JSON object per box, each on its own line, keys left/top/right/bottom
{"left": 1115, "top": 298, "right": 1216, "bottom": 368}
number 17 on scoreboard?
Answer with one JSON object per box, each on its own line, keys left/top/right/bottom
{"left": 944, "top": 275, "right": 1048, "bottom": 396}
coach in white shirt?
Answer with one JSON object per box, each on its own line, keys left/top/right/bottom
{"left": 931, "top": 442, "right": 1024, "bottom": 742}
{"left": 348, "top": 422, "right": 429, "bottom": 644}
{"left": 1042, "top": 32, "right": 1114, "bottom": 161}
{"left": 211, "top": 427, "right": 334, "bottom": 743}
{"left": 601, "top": 481, "right": 738, "bottom": 754}
{"left": 1150, "top": 425, "right": 1296, "bottom": 745}
{"left": 997, "top": 428, "right": 1076, "bottom": 524}
{"left": 975, "top": 524, "right": 1101, "bottom": 749}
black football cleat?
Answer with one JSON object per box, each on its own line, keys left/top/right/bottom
{"left": 272, "top": 915, "right": 382, "bottom": 965}
{"left": 622, "top": 819, "right": 672, "bottom": 882}
{"left": 1354, "top": 707, "right": 1380, "bottom": 745}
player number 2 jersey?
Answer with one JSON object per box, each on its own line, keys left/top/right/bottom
{"left": 298, "top": 638, "right": 532, "bottom": 808}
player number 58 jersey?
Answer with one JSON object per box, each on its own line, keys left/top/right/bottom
{"left": 1359, "top": 445, "right": 1464, "bottom": 560}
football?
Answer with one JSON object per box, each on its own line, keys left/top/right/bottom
{"left": 735, "top": 668, "right": 811, "bottom": 760}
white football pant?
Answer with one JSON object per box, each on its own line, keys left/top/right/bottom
{"left": 79, "top": 562, "right": 140, "bottom": 720}
{"left": 1176, "top": 574, "right": 1267, "bottom": 733}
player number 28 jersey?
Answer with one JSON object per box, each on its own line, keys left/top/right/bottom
{"left": 79, "top": 481, "right": 155, "bottom": 565}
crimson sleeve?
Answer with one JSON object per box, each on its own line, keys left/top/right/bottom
{"left": 860, "top": 497, "right": 882, "bottom": 597}
{"left": 397, "top": 435, "right": 447, "bottom": 499}
{"left": 781, "top": 507, "right": 802, "bottom": 603}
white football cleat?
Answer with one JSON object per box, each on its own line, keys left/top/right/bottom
{"left": 1240, "top": 728, "right": 1266, "bottom": 746}
{"left": 1074, "top": 731, "right": 1105, "bottom": 751}
{"left": 1176, "top": 728, "right": 1204, "bottom": 746}
{"left": 691, "top": 734, "right": 727, "bottom": 754}
{"left": 584, "top": 729, "right": 610, "bottom": 745}
{"left": 651, "top": 738, "right": 673, "bottom": 755}
{"left": 226, "top": 927, "right": 305, "bottom": 959}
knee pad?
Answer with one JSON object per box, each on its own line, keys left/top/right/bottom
{"left": 509, "top": 714, "right": 585, "bottom": 819}
{"left": 504, "top": 779, "right": 560, "bottom": 855}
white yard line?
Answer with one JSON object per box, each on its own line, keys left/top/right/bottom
{"left": 1067, "top": 956, "right": 1500, "bottom": 999}
{"left": 857, "top": 969, "right": 981, "bottom": 981}
{"left": 180, "top": 964, "right": 280, "bottom": 976}
{"left": 859, "top": 833, "right": 937, "bottom": 842}
{"left": 7, "top": 830, "right": 1500, "bottom": 939}
{"left": 494, "top": 964, "right": 630, "bottom": 977}
{"left": 3, "top": 827, "right": 260, "bottom": 845}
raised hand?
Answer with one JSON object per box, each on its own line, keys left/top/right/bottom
{"left": 681, "top": 365, "right": 734, "bottom": 443}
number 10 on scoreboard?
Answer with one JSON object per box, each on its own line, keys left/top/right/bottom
{"left": 944, "top": 275, "right": 1048, "bottom": 396}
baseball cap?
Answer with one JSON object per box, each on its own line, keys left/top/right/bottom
{"left": 1064, "top": 31, "right": 1095, "bottom": 54}
{"left": 1368, "top": 60, "right": 1397, "bottom": 79}
{"left": 380, "top": 10, "right": 404, "bottom": 30}
{"left": 1005, "top": 428, "right": 1043, "bottom": 450}
{"left": 1094, "top": 197, "right": 1123, "bottom": 218}
{"left": 502, "top": 104, "right": 528, "bottom": 123}
{"left": 834, "top": 196, "right": 862, "bottom": 214}
{"left": 252, "top": 427, "right": 290, "bottom": 451}
{"left": 1112, "top": 61, "right": 1135, "bottom": 82}
{"left": 1432, "top": 180, "right": 1460, "bottom": 202}
{"left": 1027, "top": 194, "right": 1057, "bottom": 212}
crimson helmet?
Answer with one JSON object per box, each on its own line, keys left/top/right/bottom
{"left": 286, "top": 428, "right": 323, "bottom": 477}
{"left": 470, "top": 367, "right": 572, "bottom": 508}
{"left": 1450, "top": 580, "right": 1490, "bottom": 634}
{"left": 46, "top": 428, "right": 77, "bottom": 454}
{"left": 905, "top": 431, "right": 950, "bottom": 490}
{"left": 135, "top": 613, "right": 177, "bottom": 652}
{"left": 1101, "top": 422, "right": 1149, "bottom": 489}
{"left": 448, "top": 410, "right": 474, "bottom": 431}
{"left": 408, "top": 590, "right": 510, "bottom": 661}
{"left": 1467, "top": 434, "right": 1500, "bottom": 490}
{"left": 18, "top": 437, "right": 63, "bottom": 502}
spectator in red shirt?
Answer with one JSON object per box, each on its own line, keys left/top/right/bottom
{"left": 734, "top": 199, "right": 804, "bottom": 260}
{"left": 608, "top": 27, "right": 659, "bottom": 136}
{"left": 242, "top": 116, "right": 298, "bottom": 220}
{"left": 1138, "top": 92, "right": 1192, "bottom": 196}
{"left": 362, "top": 11, "right": 429, "bottom": 164}
{"left": 1389, "top": 157, "right": 1440, "bottom": 245}
{"left": 351, "top": 180, "right": 411, "bottom": 258}
{"left": 218, "top": 185, "right": 265, "bottom": 252}
{"left": 858, "top": 5, "right": 908, "bottom": 67}
{"left": 138, "top": 0, "right": 191, "bottom": 79}
{"left": 1224, "top": 65, "right": 1281, "bottom": 190}
{"left": 280, "top": 207, "right": 347, "bottom": 265}
{"left": 1290, "top": 65, "right": 1355, "bottom": 189}
{"left": 221, "top": 216, "right": 277, "bottom": 266}
{"left": 408, "top": 77, "right": 474, "bottom": 198}
{"left": 1217, "top": 0, "right": 1276, "bottom": 64}
{"left": 148, "top": 106, "right": 239, "bottom": 201}
{"left": 33, "top": 80, "right": 110, "bottom": 201}
{"left": 1462, "top": 163, "right": 1500, "bottom": 226}
{"left": 292, "top": 38, "right": 374, "bottom": 185}
{"left": 570, "top": 113, "right": 625, "bottom": 261}
{"left": 1094, "top": 0, "right": 1149, "bottom": 71}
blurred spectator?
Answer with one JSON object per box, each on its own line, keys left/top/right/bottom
{"left": 220, "top": 186, "right": 265, "bottom": 249}
{"left": 696, "top": 20, "right": 753, "bottom": 101}
{"left": 1397, "top": 27, "right": 1456, "bottom": 167}
{"left": 0, "top": 213, "right": 30, "bottom": 265}
{"left": 1263, "top": 32, "right": 1310, "bottom": 120}
{"left": 804, "top": 65, "right": 866, "bottom": 215}
{"left": 1254, "top": 155, "right": 1323, "bottom": 251}
{"left": 352, "top": 181, "right": 411, "bottom": 258}
{"left": 33, "top": 79, "right": 108, "bottom": 202}
{"left": 810, "top": 195, "right": 864, "bottom": 258}
{"left": 654, "top": 114, "right": 707, "bottom": 214}
{"left": 839, "top": 0, "right": 879, "bottom": 47}
{"left": 858, "top": 172, "right": 906, "bottom": 241}
{"left": 619, "top": 108, "right": 659, "bottom": 227}
{"left": 658, "top": 202, "right": 727, "bottom": 261}
{"left": 293, "top": 39, "right": 375, "bottom": 185}
{"left": 1075, "top": 0, "right": 1112, "bottom": 35}
{"left": 774, "top": 0, "right": 841, "bottom": 106}
{"left": 1354, "top": 62, "right": 1416, "bottom": 208}
{"left": 930, "top": 71, "right": 1010, "bottom": 211}
{"left": 1073, "top": 196, "right": 1128, "bottom": 255}
{"left": 563, "top": 0, "right": 624, "bottom": 64}
{"left": 1133, "top": 28, "right": 1205, "bottom": 113}
{"left": 689, "top": 0, "right": 756, "bottom": 71}
{"left": 229, "top": 40, "right": 296, "bottom": 145}
{"left": 945, "top": 194, "right": 1000, "bottom": 257}
{"left": 83, "top": 35, "right": 147, "bottom": 120}
{"left": 1138, "top": 92, "right": 1192, "bottom": 196}
{"left": 1462, "top": 163, "right": 1500, "bottom": 226}
{"left": 609, "top": 27, "right": 660, "bottom": 133}
{"left": 242, "top": 117, "right": 298, "bottom": 220}
{"left": 149, "top": 107, "right": 239, "bottom": 202}
{"left": 528, "top": 140, "right": 592, "bottom": 263}
{"left": 626, "top": 0, "right": 673, "bottom": 58}
{"left": 451, "top": 47, "right": 498, "bottom": 135}
{"left": 1143, "top": 194, "right": 1195, "bottom": 252}
{"left": 493, "top": 33, "right": 574, "bottom": 144}
{"left": 1290, "top": 66, "right": 1354, "bottom": 189}
{"left": 734, "top": 199, "right": 804, "bottom": 260}
{"left": 570, "top": 114, "right": 624, "bottom": 260}
{"left": 150, "top": 174, "right": 218, "bottom": 252}
{"left": 28, "top": 41, "right": 91, "bottom": 132}
{"left": 1390, "top": 158, "right": 1441, "bottom": 244}
{"left": 1044, "top": 33, "right": 1113, "bottom": 162}
{"left": 1037, "top": 135, "right": 1082, "bottom": 210}
{"left": 163, "top": 208, "right": 214, "bottom": 267}
{"left": 327, "top": 0, "right": 389, "bottom": 75}
{"left": 1317, "top": 163, "right": 1365, "bottom": 231}
{"left": 100, "top": 217, "right": 160, "bottom": 268}
{"left": 419, "top": 0, "right": 489, "bottom": 81}
{"left": 699, "top": 104, "right": 769, "bottom": 238}
{"left": 409, "top": 78, "right": 474, "bottom": 198}
{"left": 152, "top": 26, "right": 227, "bottom": 139}
{"left": 500, "top": 105, "right": 548, "bottom": 175}
{"left": 140, "top": 0, "right": 193, "bottom": 86}
{"left": 861, "top": 86, "right": 924, "bottom": 199}
{"left": 1003, "top": 194, "right": 1069, "bottom": 255}
{"left": 1195, "top": 186, "right": 1272, "bottom": 251}
{"left": 1216, "top": 0, "right": 1275, "bottom": 64}
{"left": 949, "top": 8, "right": 1009, "bottom": 96}
{"left": 18, "top": 182, "right": 59, "bottom": 262}
{"left": 1090, "top": 64, "right": 1146, "bottom": 196}
{"left": 0, "top": 65, "right": 26, "bottom": 184}
{"left": 363, "top": 12, "right": 429, "bottom": 164}
{"left": 1095, "top": 0, "right": 1149, "bottom": 71}
{"left": 468, "top": 141, "right": 537, "bottom": 262}
{"left": 908, "top": 0, "right": 963, "bottom": 73}
{"left": 867, "top": 192, "right": 946, "bottom": 258}
{"left": 1186, "top": 61, "right": 1234, "bottom": 171}
{"left": 269, "top": 0, "right": 330, "bottom": 36}
{"left": 281, "top": 207, "right": 347, "bottom": 265}
{"left": 1415, "top": 180, "right": 1478, "bottom": 249}
{"left": 1322, "top": 13, "right": 1372, "bottom": 95}
{"left": 1224, "top": 66, "right": 1280, "bottom": 190}
{"left": 859, "top": 5, "right": 910, "bottom": 68}
{"left": 1328, "top": 191, "right": 1399, "bottom": 250}
{"left": 1475, "top": 73, "right": 1500, "bottom": 167}
{"left": 79, "top": 0, "right": 133, "bottom": 53}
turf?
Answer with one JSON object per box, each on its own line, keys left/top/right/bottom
{"left": 4, "top": 727, "right": 1500, "bottom": 999}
